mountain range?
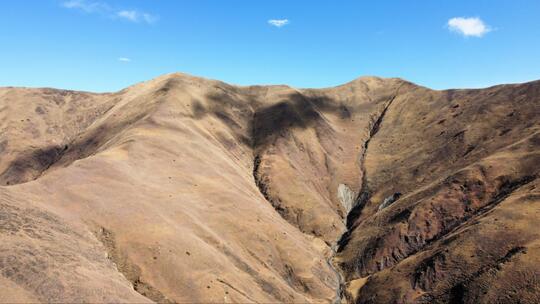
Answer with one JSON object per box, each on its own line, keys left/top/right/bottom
{"left": 0, "top": 73, "right": 539, "bottom": 303}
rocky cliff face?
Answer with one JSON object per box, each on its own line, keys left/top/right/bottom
{"left": 0, "top": 73, "right": 538, "bottom": 303}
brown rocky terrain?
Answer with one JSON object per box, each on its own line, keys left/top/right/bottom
{"left": 0, "top": 73, "right": 538, "bottom": 303}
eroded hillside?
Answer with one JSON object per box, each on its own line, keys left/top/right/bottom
{"left": 0, "top": 73, "right": 538, "bottom": 303}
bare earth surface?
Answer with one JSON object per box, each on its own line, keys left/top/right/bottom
{"left": 0, "top": 73, "right": 538, "bottom": 303}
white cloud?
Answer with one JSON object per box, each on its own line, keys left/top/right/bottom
{"left": 62, "top": 1, "right": 158, "bottom": 24}
{"left": 447, "top": 17, "right": 491, "bottom": 37}
{"left": 62, "top": 0, "right": 109, "bottom": 13}
{"left": 268, "top": 19, "right": 289, "bottom": 28}
{"left": 142, "top": 13, "right": 159, "bottom": 24}
{"left": 118, "top": 57, "right": 131, "bottom": 62}
{"left": 117, "top": 10, "right": 158, "bottom": 24}
{"left": 117, "top": 10, "right": 138, "bottom": 22}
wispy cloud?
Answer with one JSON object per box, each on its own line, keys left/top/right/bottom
{"left": 117, "top": 10, "right": 137, "bottom": 22}
{"left": 118, "top": 57, "right": 131, "bottom": 62}
{"left": 62, "top": 0, "right": 109, "bottom": 13}
{"left": 268, "top": 19, "right": 289, "bottom": 28}
{"left": 117, "top": 10, "right": 158, "bottom": 24}
{"left": 447, "top": 17, "right": 491, "bottom": 37}
{"left": 62, "top": 0, "right": 158, "bottom": 24}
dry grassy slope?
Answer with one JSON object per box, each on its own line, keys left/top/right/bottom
{"left": 335, "top": 81, "right": 540, "bottom": 303}
{"left": 0, "top": 88, "right": 117, "bottom": 185}
{"left": 0, "top": 74, "right": 339, "bottom": 303}
{"left": 0, "top": 73, "right": 539, "bottom": 303}
{"left": 252, "top": 77, "right": 405, "bottom": 243}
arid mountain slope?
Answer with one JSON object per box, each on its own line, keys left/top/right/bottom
{"left": 0, "top": 73, "right": 538, "bottom": 303}
{"left": 336, "top": 81, "right": 540, "bottom": 303}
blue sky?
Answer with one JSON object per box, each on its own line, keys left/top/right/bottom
{"left": 1, "top": 1, "right": 540, "bottom": 92}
